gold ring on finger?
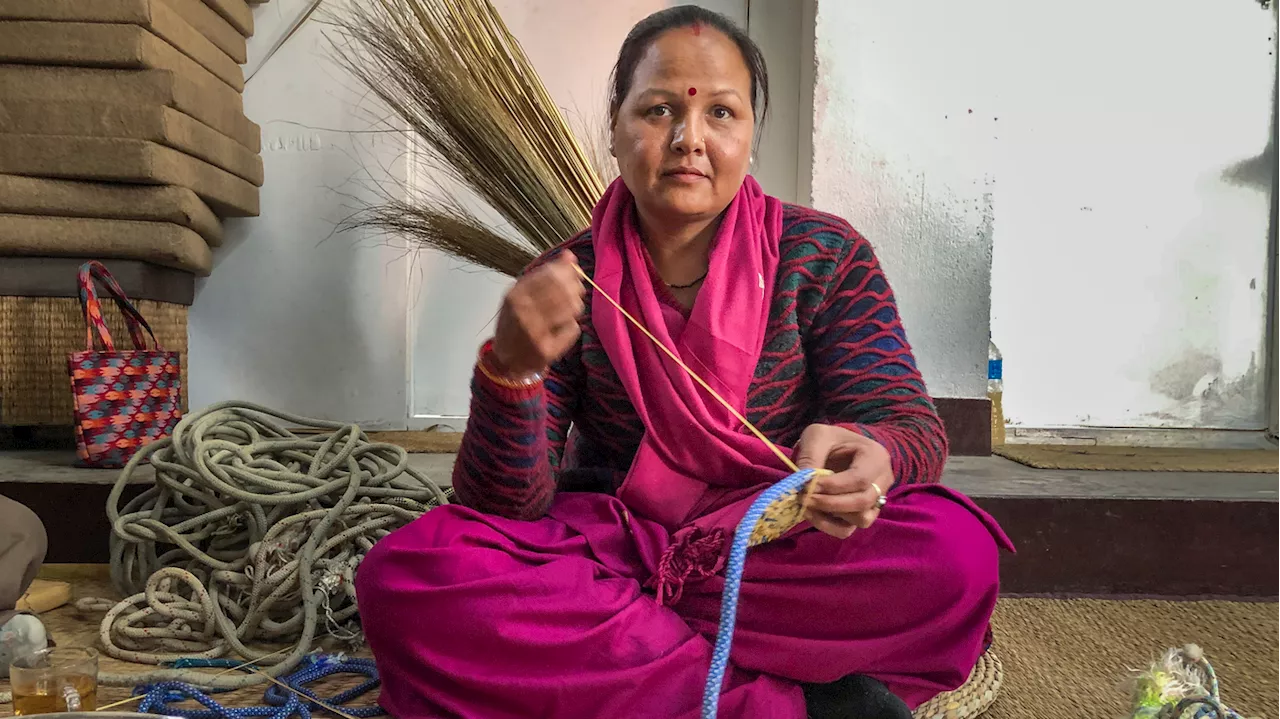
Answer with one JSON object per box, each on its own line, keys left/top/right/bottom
{"left": 870, "top": 483, "right": 887, "bottom": 509}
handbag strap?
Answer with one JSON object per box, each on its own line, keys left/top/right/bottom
{"left": 77, "top": 261, "right": 161, "bottom": 352}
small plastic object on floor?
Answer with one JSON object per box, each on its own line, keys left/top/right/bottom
{"left": 135, "top": 653, "right": 382, "bottom": 719}
{"left": 1128, "top": 644, "right": 1252, "bottom": 719}
{"left": 0, "top": 613, "right": 49, "bottom": 681}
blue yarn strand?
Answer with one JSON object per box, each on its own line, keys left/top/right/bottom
{"left": 136, "top": 654, "right": 382, "bottom": 719}
{"left": 137, "top": 681, "right": 306, "bottom": 719}
{"left": 263, "top": 657, "right": 381, "bottom": 715}
{"left": 701, "top": 468, "right": 817, "bottom": 719}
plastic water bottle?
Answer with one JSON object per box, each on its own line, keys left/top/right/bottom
{"left": 988, "top": 335, "right": 1005, "bottom": 447}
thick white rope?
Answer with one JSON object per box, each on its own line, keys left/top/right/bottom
{"left": 73, "top": 401, "right": 450, "bottom": 690}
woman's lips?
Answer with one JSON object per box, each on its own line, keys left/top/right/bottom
{"left": 664, "top": 169, "right": 708, "bottom": 183}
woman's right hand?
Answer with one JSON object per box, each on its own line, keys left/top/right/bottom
{"left": 491, "top": 250, "right": 587, "bottom": 377}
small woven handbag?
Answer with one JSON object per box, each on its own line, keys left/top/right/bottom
{"left": 67, "top": 261, "right": 182, "bottom": 468}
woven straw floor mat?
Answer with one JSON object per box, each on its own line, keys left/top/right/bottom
{"left": 365, "top": 430, "right": 463, "bottom": 454}
{"left": 995, "top": 444, "right": 1278, "bottom": 473}
{"left": 985, "top": 598, "right": 1277, "bottom": 719}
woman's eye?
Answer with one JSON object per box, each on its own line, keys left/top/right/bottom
{"left": 712, "top": 107, "right": 733, "bottom": 120}
{"left": 648, "top": 105, "right": 672, "bottom": 117}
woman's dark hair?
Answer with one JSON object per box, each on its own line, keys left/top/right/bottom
{"left": 608, "top": 5, "right": 769, "bottom": 130}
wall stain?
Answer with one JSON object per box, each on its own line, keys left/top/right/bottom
{"left": 1150, "top": 350, "right": 1263, "bottom": 425}
{"left": 979, "top": 176, "right": 996, "bottom": 263}
{"left": 1221, "top": 149, "right": 1275, "bottom": 191}
{"left": 265, "top": 133, "right": 326, "bottom": 152}
{"left": 1151, "top": 349, "right": 1220, "bottom": 402}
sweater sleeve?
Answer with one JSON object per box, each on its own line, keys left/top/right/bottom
{"left": 450, "top": 345, "right": 581, "bottom": 520}
{"left": 450, "top": 240, "right": 586, "bottom": 520}
{"left": 807, "top": 227, "right": 949, "bottom": 485}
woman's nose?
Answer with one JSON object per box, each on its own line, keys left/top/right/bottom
{"left": 670, "top": 117, "right": 705, "bottom": 155}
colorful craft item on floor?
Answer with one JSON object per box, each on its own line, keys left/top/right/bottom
{"left": 1129, "top": 644, "right": 1251, "bottom": 719}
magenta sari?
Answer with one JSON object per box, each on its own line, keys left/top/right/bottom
{"left": 355, "top": 179, "right": 1012, "bottom": 718}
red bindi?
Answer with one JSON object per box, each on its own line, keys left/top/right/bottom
{"left": 688, "top": 87, "right": 697, "bottom": 96}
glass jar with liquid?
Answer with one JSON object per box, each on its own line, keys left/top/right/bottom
{"left": 10, "top": 647, "right": 99, "bottom": 715}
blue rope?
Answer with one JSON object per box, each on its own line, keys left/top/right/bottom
{"left": 135, "top": 654, "right": 382, "bottom": 719}
{"left": 136, "top": 681, "right": 306, "bottom": 719}
{"left": 263, "top": 657, "right": 380, "bottom": 715}
{"left": 701, "top": 468, "right": 817, "bottom": 719}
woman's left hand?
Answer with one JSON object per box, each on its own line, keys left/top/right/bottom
{"left": 793, "top": 424, "right": 894, "bottom": 539}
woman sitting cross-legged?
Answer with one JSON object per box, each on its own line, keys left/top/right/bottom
{"left": 356, "top": 6, "right": 1012, "bottom": 718}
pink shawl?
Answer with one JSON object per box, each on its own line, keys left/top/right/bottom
{"left": 591, "top": 176, "right": 790, "bottom": 534}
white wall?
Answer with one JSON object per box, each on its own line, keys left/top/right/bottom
{"left": 808, "top": 1, "right": 998, "bottom": 399}
{"left": 189, "top": 0, "right": 412, "bottom": 427}
{"left": 808, "top": 0, "right": 1276, "bottom": 428}
{"left": 986, "top": 0, "right": 1274, "bottom": 429}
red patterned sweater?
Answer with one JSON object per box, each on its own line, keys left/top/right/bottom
{"left": 453, "top": 204, "right": 948, "bottom": 520}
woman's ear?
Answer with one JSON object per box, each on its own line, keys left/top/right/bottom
{"left": 607, "top": 120, "right": 617, "bottom": 157}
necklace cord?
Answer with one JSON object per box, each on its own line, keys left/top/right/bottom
{"left": 668, "top": 270, "right": 709, "bottom": 290}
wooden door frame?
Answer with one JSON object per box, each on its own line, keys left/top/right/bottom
{"left": 1264, "top": 4, "right": 1274, "bottom": 442}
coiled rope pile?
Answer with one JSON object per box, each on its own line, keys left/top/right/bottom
{"left": 74, "top": 401, "right": 451, "bottom": 691}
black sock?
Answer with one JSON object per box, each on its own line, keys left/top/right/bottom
{"left": 802, "top": 674, "right": 912, "bottom": 719}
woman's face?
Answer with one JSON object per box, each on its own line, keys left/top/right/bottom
{"left": 611, "top": 26, "right": 755, "bottom": 228}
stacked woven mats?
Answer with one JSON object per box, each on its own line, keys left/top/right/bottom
{"left": 0, "top": 0, "right": 267, "bottom": 426}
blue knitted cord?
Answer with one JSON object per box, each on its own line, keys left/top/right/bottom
{"left": 701, "top": 468, "right": 817, "bottom": 719}
{"left": 1170, "top": 698, "right": 1244, "bottom": 719}
{"left": 136, "top": 680, "right": 306, "bottom": 719}
{"left": 263, "top": 657, "right": 381, "bottom": 715}
{"left": 136, "top": 654, "right": 382, "bottom": 719}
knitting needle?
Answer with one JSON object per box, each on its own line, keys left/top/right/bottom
{"left": 573, "top": 264, "right": 799, "bottom": 473}
{"left": 248, "top": 667, "right": 363, "bottom": 719}
{"left": 93, "top": 693, "right": 143, "bottom": 711}
{"left": 94, "top": 646, "right": 294, "bottom": 712}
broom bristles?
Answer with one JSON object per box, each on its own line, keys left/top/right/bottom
{"left": 327, "top": 0, "right": 607, "bottom": 276}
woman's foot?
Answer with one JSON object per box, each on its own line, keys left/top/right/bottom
{"left": 803, "top": 674, "right": 912, "bottom": 719}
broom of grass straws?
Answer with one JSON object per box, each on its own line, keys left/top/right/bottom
{"left": 327, "top": 0, "right": 610, "bottom": 277}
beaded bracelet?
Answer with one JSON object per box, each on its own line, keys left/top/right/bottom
{"left": 476, "top": 341, "right": 544, "bottom": 390}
